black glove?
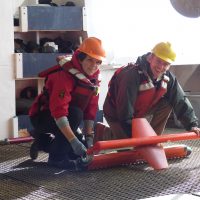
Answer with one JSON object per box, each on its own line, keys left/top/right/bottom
{"left": 70, "top": 137, "right": 87, "bottom": 157}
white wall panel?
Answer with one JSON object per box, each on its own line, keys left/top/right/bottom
{"left": 99, "top": 68, "right": 116, "bottom": 110}
{"left": 0, "top": 1, "right": 15, "bottom": 139}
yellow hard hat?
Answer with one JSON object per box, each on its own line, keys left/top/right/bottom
{"left": 78, "top": 37, "right": 106, "bottom": 61}
{"left": 152, "top": 42, "right": 176, "bottom": 63}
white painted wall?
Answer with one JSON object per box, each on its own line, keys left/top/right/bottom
{"left": 0, "top": 0, "right": 15, "bottom": 140}
{"left": 99, "top": 68, "right": 116, "bottom": 110}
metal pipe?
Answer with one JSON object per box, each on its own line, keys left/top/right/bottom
{"left": 0, "top": 136, "right": 33, "bottom": 145}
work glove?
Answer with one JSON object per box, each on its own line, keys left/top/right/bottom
{"left": 85, "top": 134, "right": 94, "bottom": 148}
{"left": 70, "top": 137, "right": 87, "bottom": 157}
{"left": 191, "top": 127, "right": 200, "bottom": 136}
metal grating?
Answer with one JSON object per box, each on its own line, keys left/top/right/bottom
{"left": 1, "top": 139, "right": 200, "bottom": 200}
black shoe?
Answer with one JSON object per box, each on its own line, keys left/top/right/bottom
{"left": 47, "top": 156, "right": 78, "bottom": 170}
{"left": 30, "top": 141, "right": 39, "bottom": 160}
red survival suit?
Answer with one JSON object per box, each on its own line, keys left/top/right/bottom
{"left": 29, "top": 51, "right": 101, "bottom": 158}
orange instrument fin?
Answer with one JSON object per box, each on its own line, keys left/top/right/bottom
{"left": 132, "top": 118, "right": 168, "bottom": 170}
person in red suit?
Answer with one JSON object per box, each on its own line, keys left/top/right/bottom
{"left": 29, "top": 37, "right": 106, "bottom": 169}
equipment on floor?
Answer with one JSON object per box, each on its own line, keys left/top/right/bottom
{"left": 0, "top": 136, "right": 33, "bottom": 145}
{"left": 83, "top": 118, "right": 199, "bottom": 170}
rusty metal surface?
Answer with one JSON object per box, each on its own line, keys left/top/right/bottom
{"left": 1, "top": 139, "right": 200, "bottom": 200}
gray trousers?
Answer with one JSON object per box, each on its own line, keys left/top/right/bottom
{"left": 95, "top": 98, "right": 172, "bottom": 142}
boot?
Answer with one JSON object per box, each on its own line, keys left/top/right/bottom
{"left": 47, "top": 154, "right": 79, "bottom": 170}
{"left": 30, "top": 140, "right": 39, "bottom": 160}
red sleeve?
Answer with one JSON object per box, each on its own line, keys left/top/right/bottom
{"left": 47, "top": 71, "right": 74, "bottom": 119}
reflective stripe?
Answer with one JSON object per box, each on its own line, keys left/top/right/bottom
{"left": 68, "top": 68, "right": 90, "bottom": 84}
{"left": 76, "top": 73, "right": 87, "bottom": 80}
{"left": 161, "top": 80, "right": 168, "bottom": 89}
{"left": 163, "top": 75, "right": 170, "bottom": 82}
{"left": 69, "top": 68, "right": 79, "bottom": 75}
{"left": 161, "top": 75, "right": 170, "bottom": 89}
{"left": 139, "top": 82, "right": 154, "bottom": 91}
{"left": 98, "top": 73, "right": 102, "bottom": 81}
{"left": 59, "top": 57, "right": 70, "bottom": 66}
{"left": 138, "top": 70, "right": 143, "bottom": 74}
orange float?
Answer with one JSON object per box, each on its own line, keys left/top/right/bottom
{"left": 86, "top": 118, "right": 198, "bottom": 170}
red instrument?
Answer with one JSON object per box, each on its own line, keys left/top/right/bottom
{"left": 86, "top": 118, "right": 198, "bottom": 170}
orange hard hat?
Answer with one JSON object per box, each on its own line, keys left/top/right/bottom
{"left": 78, "top": 37, "right": 106, "bottom": 61}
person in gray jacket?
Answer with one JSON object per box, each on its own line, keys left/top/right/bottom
{"left": 95, "top": 42, "right": 200, "bottom": 142}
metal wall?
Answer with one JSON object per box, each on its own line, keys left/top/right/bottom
{"left": 171, "top": 64, "right": 200, "bottom": 122}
